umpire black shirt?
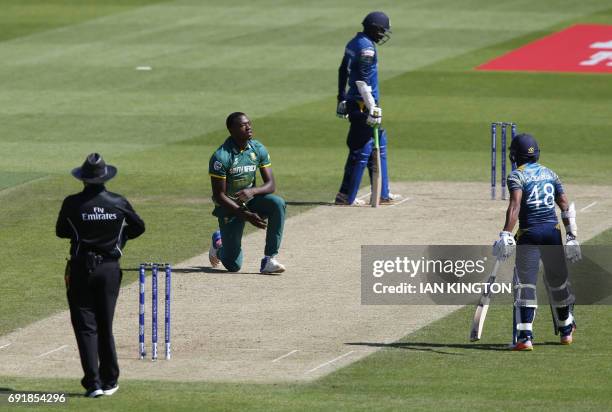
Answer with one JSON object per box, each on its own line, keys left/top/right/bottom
{"left": 56, "top": 184, "right": 145, "bottom": 258}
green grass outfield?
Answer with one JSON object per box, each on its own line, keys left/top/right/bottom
{"left": 1, "top": 0, "right": 612, "bottom": 410}
{"left": 3, "top": 303, "right": 612, "bottom": 411}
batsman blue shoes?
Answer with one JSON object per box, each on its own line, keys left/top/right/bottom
{"left": 260, "top": 256, "right": 286, "bottom": 274}
{"left": 209, "top": 230, "right": 222, "bottom": 267}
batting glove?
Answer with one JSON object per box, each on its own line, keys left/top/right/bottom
{"left": 492, "top": 231, "right": 516, "bottom": 261}
{"left": 336, "top": 100, "right": 348, "bottom": 119}
{"left": 565, "top": 234, "right": 582, "bottom": 263}
{"left": 366, "top": 106, "right": 382, "bottom": 127}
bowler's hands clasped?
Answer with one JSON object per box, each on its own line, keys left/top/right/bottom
{"left": 243, "top": 211, "right": 267, "bottom": 229}
{"left": 236, "top": 188, "right": 254, "bottom": 204}
{"left": 235, "top": 188, "right": 267, "bottom": 229}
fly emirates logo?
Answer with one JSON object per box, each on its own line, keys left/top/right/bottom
{"left": 82, "top": 207, "right": 117, "bottom": 221}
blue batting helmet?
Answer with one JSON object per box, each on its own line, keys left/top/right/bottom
{"left": 510, "top": 133, "right": 540, "bottom": 164}
{"left": 362, "top": 11, "right": 391, "bottom": 44}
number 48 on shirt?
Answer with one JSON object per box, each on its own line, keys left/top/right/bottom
{"left": 526, "top": 183, "right": 556, "bottom": 209}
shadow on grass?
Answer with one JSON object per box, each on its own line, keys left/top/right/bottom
{"left": 346, "top": 340, "right": 564, "bottom": 354}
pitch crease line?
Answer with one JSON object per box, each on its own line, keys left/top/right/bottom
{"left": 0, "top": 343, "right": 11, "bottom": 350}
{"left": 272, "top": 349, "right": 299, "bottom": 363}
{"left": 36, "top": 345, "right": 69, "bottom": 358}
{"left": 580, "top": 201, "right": 597, "bottom": 212}
{"left": 387, "top": 197, "right": 411, "bottom": 208}
{"left": 306, "top": 351, "right": 355, "bottom": 373}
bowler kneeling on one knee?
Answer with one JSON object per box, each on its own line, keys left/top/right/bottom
{"left": 207, "top": 112, "right": 286, "bottom": 274}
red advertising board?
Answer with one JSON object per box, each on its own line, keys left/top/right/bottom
{"left": 477, "top": 24, "right": 612, "bottom": 74}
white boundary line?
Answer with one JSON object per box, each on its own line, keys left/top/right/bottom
{"left": 306, "top": 351, "right": 355, "bottom": 373}
{"left": 580, "top": 201, "right": 597, "bottom": 212}
{"left": 0, "top": 343, "right": 11, "bottom": 350}
{"left": 0, "top": 176, "right": 49, "bottom": 197}
{"left": 272, "top": 349, "right": 299, "bottom": 363}
{"left": 36, "top": 345, "right": 69, "bottom": 358}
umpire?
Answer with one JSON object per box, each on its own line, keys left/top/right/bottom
{"left": 56, "top": 153, "right": 145, "bottom": 398}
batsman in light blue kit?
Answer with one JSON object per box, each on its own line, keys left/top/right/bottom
{"left": 493, "top": 133, "right": 582, "bottom": 350}
{"left": 335, "top": 11, "right": 401, "bottom": 206}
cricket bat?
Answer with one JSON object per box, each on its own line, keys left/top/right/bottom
{"left": 370, "top": 126, "right": 382, "bottom": 208}
{"left": 469, "top": 258, "right": 501, "bottom": 341}
{"left": 354, "top": 80, "right": 382, "bottom": 207}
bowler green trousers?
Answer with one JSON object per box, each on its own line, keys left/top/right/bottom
{"left": 213, "top": 194, "right": 286, "bottom": 272}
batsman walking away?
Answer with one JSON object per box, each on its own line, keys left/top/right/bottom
{"left": 492, "top": 132, "right": 582, "bottom": 351}
{"left": 208, "top": 112, "right": 286, "bottom": 274}
{"left": 334, "top": 11, "right": 401, "bottom": 206}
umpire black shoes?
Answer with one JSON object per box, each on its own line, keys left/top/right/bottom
{"left": 102, "top": 383, "right": 119, "bottom": 396}
{"left": 84, "top": 387, "right": 104, "bottom": 398}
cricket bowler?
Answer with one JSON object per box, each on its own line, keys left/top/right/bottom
{"left": 208, "top": 112, "right": 286, "bottom": 274}
{"left": 493, "top": 133, "right": 582, "bottom": 351}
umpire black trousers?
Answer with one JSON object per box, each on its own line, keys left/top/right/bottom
{"left": 66, "top": 259, "right": 122, "bottom": 390}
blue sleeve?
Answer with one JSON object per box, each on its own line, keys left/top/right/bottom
{"left": 338, "top": 54, "right": 348, "bottom": 102}
{"left": 356, "top": 44, "right": 376, "bottom": 87}
{"left": 357, "top": 47, "right": 376, "bottom": 83}
{"left": 507, "top": 170, "right": 523, "bottom": 192}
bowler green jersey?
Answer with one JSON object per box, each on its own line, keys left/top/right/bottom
{"left": 209, "top": 137, "right": 271, "bottom": 203}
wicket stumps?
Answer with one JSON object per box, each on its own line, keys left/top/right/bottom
{"left": 139, "top": 263, "right": 172, "bottom": 361}
{"left": 490, "top": 122, "right": 517, "bottom": 200}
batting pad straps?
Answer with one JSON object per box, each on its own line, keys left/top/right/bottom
{"left": 513, "top": 282, "right": 537, "bottom": 307}
{"left": 516, "top": 323, "right": 533, "bottom": 331}
{"left": 558, "top": 312, "right": 574, "bottom": 327}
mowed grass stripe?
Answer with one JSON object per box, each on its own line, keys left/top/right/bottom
{"left": 1, "top": 1, "right": 612, "bottom": 410}
{"left": 0, "top": 0, "right": 170, "bottom": 43}
{"left": 1, "top": 305, "right": 611, "bottom": 410}
{"left": 0, "top": 114, "right": 207, "bottom": 146}
{"left": 1, "top": 0, "right": 570, "bottom": 185}
{"left": 0, "top": 171, "right": 46, "bottom": 192}
{"left": 2, "top": 0, "right": 612, "bottom": 336}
